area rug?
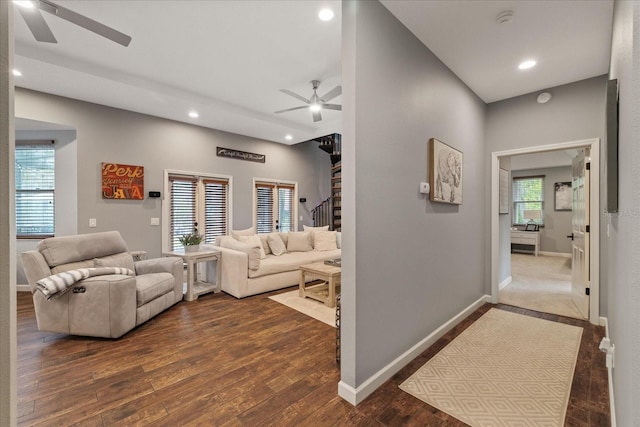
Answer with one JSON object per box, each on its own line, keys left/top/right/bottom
{"left": 269, "top": 289, "right": 336, "bottom": 327}
{"left": 399, "top": 308, "right": 582, "bottom": 427}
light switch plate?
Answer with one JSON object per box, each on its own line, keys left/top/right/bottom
{"left": 150, "top": 218, "right": 160, "bottom": 226}
{"left": 89, "top": 218, "right": 97, "bottom": 228}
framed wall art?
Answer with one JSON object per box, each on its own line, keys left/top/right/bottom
{"left": 429, "top": 138, "right": 463, "bottom": 205}
{"left": 102, "top": 162, "right": 144, "bottom": 200}
{"left": 554, "top": 181, "right": 572, "bottom": 211}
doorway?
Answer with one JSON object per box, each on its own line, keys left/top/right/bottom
{"left": 490, "top": 139, "right": 601, "bottom": 325}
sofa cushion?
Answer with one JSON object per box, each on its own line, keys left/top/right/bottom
{"left": 220, "top": 236, "right": 261, "bottom": 270}
{"left": 259, "top": 234, "right": 272, "bottom": 255}
{"left": 267, "top": 234, "right": 287, "bottom": 256}
{"left": 314, "top": 230, "right": 338, "bottom": 251}
{"left": 238, "top": 235, "right": 266, "bottom": 259}
{"left": 248, "top": 249, "right": 342, "bottom": 278}
{"left": 303, "top": 225, "right": 329, "bottom": 248}
{"left": 231, "top": 227, "right": 256, "bottom": 240}
{"left": 135, "top": 272, "right": 176, "bottom": 307}
{"left": 287, "top": 232, "right": 313, "bottom": 252}
{"left": 94, "top": 252, "right": 136, "bottom": 274}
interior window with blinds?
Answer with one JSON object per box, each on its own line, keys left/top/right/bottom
{"left": 512, "top": 176, "right": 545, "bottom": 225}
{"left": 255, "top": 181, "right": 296, "bottom": 233}
{"left": 15, "top": 142, "right": 55, "bottom": 238}
{"left": 168, "top": 174, "right": 229, "bottom": 251}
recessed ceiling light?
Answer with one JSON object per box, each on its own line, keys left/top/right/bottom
{"left": 285, "top": 135, "right": 293, "bottom": 141}
{"left": 318, "top": 8, "right": 334, "bottom": 21}
{"left": 518, "top": 60, "right": 537, "bottom": 70}
{"left": 188, "top": 111, "right": 199, "bottom": 118}
{"left": 13, "top": 1, "right": 35, "bottom": 9}
{"left": 12, "top": 69, "right": 22, "bottom": 77}
{"left": 309, "top": 104, "right": 321, "bottom": 112}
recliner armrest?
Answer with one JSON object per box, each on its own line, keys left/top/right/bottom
{"left": 134, "top": 257, "right": 182, "bottom": 275}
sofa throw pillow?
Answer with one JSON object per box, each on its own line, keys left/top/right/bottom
{"left": 231, "top": 226, "right": 256, "bottom": 241}
{"left": 238, "top": 235, "right": 266, "bottom": 259}
{"left": 267, "top": 234, "right": 287, "bottom": 256}
{"left": 303, "top": 225, "right": 329, "bottom": 248}
{"left": 287, "top": 232, "right": 313, "bottom": 252}
{"left": 259, "top": 234, "right": 272, "bottom": 255}
{"left": 314, "top": 230, "right": 338, "bottom": 251}
{"left": 93, "top": 252, "right": 136, "bottom": 275}
{"left": 219, "top": 236, "right": 261, "bottom": 270}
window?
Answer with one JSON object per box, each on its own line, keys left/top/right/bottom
{"left": 15, "top": 142, "right": 55, "bottom": 238}
{"left": 167, "top": 172, "right": 230, "bottom": 251}
{"left": 254, "top": 180, "right": 296, "bottom": 233}
{"left": 512, "top": 176, "right": 544, "bottom": 225}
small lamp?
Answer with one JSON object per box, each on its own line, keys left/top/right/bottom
{"left": 523, "top": 209, "right": 542, "bottom": 230}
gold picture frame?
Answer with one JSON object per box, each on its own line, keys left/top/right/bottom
{"left": 429, "top": 138, "right": 463, "bottom": 205}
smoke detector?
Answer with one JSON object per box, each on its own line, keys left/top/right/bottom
{"left": 495, "top": 10, "right": 514, "bottom": 25}
{"left": 537, "top": 92, "right": 552, "bottom": 104}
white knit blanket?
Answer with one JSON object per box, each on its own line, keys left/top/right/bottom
{"left": 36, "top": 267, "right": 135, "bottom": 300}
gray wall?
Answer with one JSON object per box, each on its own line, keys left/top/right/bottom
{"left": 342, "top": 0, "right": 486, "bottom": 389}
{"left": 512, "top": 166, "right": 572, "bottom": 254}
{"left": 14, "top": 88, "right": 332, "bottom": 261}
{"left": 485, "top": 76, "right": 607, "bottom": 311}
{"left": 606, "top": 2, "right": 640, "bottom": 424}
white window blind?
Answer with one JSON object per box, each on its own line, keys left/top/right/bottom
{"left": 169, "top": 176, "right": 197, "bottom": 251}
{"left": 203, "top": 178, "right": 228, "bottom": 244}
{"left": 512, "top": 176, "right": 545, "bottom": 225}
{"left": 255, "top": 181, "right": 295, "bottom": 233}
{"left": 168, "top": 173, "right": 230, "bottom": 250}
{"left": 15, "top": 142, "right": 55, "bottom": 238}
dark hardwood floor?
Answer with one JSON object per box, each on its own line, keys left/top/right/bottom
{"left": 16, "top": 290, "right": 610, "bottom": 426}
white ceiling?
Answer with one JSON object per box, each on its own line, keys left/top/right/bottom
{"left": 12, "top": 1, "right": 614, "bottom": 144}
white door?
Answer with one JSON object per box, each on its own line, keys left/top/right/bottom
{"left": 570, "top": 148, "right": 590, "bottom": 318}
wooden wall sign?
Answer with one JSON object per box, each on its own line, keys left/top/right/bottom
{"left": 102, "top": 162, "right": 144, "bottom": 200}
{"left": 217, "top": 147, "right": 265, "bottom": 163}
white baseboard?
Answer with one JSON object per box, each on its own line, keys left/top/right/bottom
{"left": 338, "top": 294, "right": 491, "bottom": 405}
{"left": 16, "top": 284, "right": 31, "bottom": 292}
{"left": 539, "top": 251, "right": 571, "bottom": 258}
{"left": 599, "top": 316, "right": 616, "bottom": 427}
{"left": 499, "top": 276, "right": 512, "bottom": 291}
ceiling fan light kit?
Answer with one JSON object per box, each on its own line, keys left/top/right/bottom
{"left": 275, "top": 79, "right": 342, "bottom": 123}
{"left": 15, "top": 0, "right": 132, "bottom": 46}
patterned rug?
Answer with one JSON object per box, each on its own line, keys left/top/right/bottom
{"left": 269, "top": 289, "right": 336, "bottom": 327}
{"left": 399, "top": 308, "right": 582, "bottom": 427}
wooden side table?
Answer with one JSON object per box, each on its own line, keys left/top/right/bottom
{"left": 163, "top": 249, "right": 221, "bottom": 301}
{"left": 299, "top": 262, "right": 341, "bottom": 308}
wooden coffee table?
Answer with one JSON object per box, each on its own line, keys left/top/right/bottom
{"left": 299, "top": 261, "right": 341, "bottom": 308}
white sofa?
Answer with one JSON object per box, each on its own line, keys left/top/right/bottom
{"left": 203, "top": 228, "right": 341, "bottom": 298}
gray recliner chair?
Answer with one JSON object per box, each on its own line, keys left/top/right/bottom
{"left": 21, "top": 231, "right": 184, "bottom": 338}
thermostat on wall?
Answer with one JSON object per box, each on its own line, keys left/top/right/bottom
{"left": 148, "top": 191, "right": 161, "bottom": 198}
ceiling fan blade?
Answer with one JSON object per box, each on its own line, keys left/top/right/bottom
{"left": 320, "top": 85, "right": 342, "bottom": 102}
{"left": 280, "top": 89, "right": 310, "bottom": 104}
{"left": 39, "top": 0, "right": 132, "bottom": 47}
{"left": 274, "top": 106, "right": 308, "bottom": 114}
{"left": 312, "top": 110, "right": 322, "bottom": 122}
{"left": 323, "top": 104, "right": 342, "bottom": 111}
{"left": 18, "top": 6, "right": 57, "bottom": 43}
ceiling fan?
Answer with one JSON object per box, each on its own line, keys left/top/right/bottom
{"left": 275, "top": 80, "right": 342, "bottom": 123}
{"left": 14, "top": 0, "right": 132, "bottom": 47}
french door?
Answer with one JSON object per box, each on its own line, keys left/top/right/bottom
{"left": 254, "top": 180, "right": 297, "bottom": 233}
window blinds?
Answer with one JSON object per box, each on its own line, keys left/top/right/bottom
{"left": 256, "top": 183, "right": 274, "bottom": 234}
{"left": 255, "top": 181, "right": 295, "bottom": 233}
{"left": 203, "top": 179, "right": 228, "bottom": 244}
{"left": 169, "top": 176, "right": 197, "bottom": 251}
{"left": 278, "top": 185, "right": 294, "bottom": 233}
{"left": 512, "top": 176, "right": 545, "bottom": 225}
{"left": 15, "top": 143, "right": 55, "bottom": 237}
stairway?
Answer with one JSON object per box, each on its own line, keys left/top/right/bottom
{"left": 311, "top": 133, "right": 341, "bottom": 231}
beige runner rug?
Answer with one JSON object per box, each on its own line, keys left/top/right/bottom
{"left": 400, "top": 308, "right": 582, "bottom": 427}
